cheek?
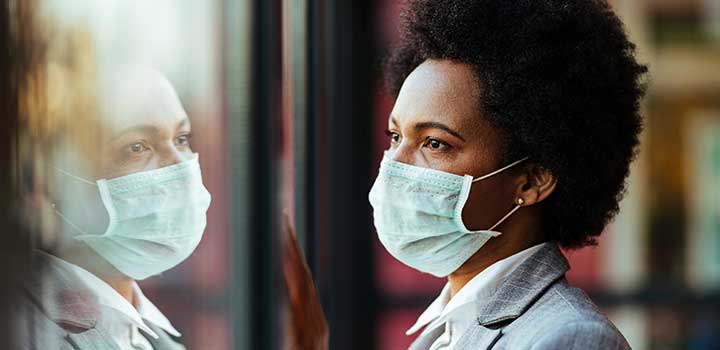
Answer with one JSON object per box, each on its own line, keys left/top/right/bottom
{"left": 100, "top": 152, "right": 151, "bottom": 179}
{"left": 55, "top": 178, "right": 110, "bottom": 234}
{"left": 422, "top": 144, "right": 494, "bottom": 176}
{"left": 179, "top": 146, "right": 194, "bottom": 156}
{"left": 460, "top": 177, "right": 517, "bottom": 231}
{"left": 444, "top": 128, "right": 503, "bottom": 175}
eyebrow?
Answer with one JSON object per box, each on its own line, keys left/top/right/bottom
{"left": 391, "top": 117, "right": 466, "bottom": 142}
{"left": 109, "top": 117, "right": 190, "bottom": 143}
{"left": 109, "top": 125, "right": 160, "bottom": 143}
{"left": 176, "top": 117, "right": 190, "bottom": 130}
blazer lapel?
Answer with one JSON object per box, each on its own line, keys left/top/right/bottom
{"left": 475, "top": 243, "right": 569, "bottom": 326}
{"left": 456, "top": 243, "right": 569, "bottom": 350}
{"left": 408, "top": 325, "right": 445, "bottom": 350}
{"left": 24, "top": 252, "right": 100, "bottom": 331}
{"left": 454, "top": 327, "right": 502, "bottom": 350}
{"left": 66, "top": 328, "right": 122, "bottom": 350}
{"left": 142, "top": 323, "right": 187, "bottom": 350}
{"left": 24, "top": 252, "right": 123, "bottom": 350}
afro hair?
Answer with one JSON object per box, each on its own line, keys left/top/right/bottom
{"left": 385, "top": 0, "right": 648, "bottom": 248}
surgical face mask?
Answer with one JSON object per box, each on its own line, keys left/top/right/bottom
{"left": 368, "top": 154, "right": 528, "bottom": 277}
{"left": 53, "top": 154, "right": 212, "bottom": 280}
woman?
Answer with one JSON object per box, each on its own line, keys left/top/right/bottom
{"left": 288, "top": 0, "right": 647, "bottom": 349}
{"left": 20, "top": 64, "right": 211, "bottom": 350}
{"left": 376, "top": 0, "right": 648, "bottom": 348}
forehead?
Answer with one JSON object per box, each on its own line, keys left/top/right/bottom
{"left": 97, "top": 66, "right": 188, "bottom": 134}
{"left": 390, "top": 59, "right": 481, "bottom": 127}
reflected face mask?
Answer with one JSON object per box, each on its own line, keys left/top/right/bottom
{"left": 368, "top": 154, "right": 527, "bottom": 277}
{"left": 54, "top": 154, "right": 212, "bottom": 280}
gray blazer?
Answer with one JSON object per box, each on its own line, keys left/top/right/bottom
{"left": 18, "top": 253, "right": 186, "bottom": 350}
{"left": 410, "top": 243, "right": 631, "bottom": 350}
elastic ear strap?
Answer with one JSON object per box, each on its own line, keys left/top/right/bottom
{"left": 488, "top": 204, "right": 522, "bottom": 231}
{"left": 472, "top": 156, "right": 529, "bottom": 183}
{"left": 53, "top": 208, "right": 90, "bottom": 236}
{"left": 53, "top": 167, "right": 97, "bottom": 186}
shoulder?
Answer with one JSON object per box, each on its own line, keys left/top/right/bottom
{"left": 503, "top": 278, "right": 630, "bottom": 350}
{"left": 529, "top": 320, "right": 629, "bottom": 350}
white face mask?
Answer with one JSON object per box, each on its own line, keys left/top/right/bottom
{"left": 54, "top": 154, "right": 212, "bottom": 280}
{"left": 368, "top": 154, "right": 527, "bottom": 277}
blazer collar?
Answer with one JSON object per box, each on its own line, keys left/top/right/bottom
{"left": 474, "top": 242, "right": 569, "bottom": 326}
{"left": 24, "top": 251, "right": 100, "bottom": 330}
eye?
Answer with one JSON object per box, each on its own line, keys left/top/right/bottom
{"left": 385, "top": 129, "right": 401, "bottom": 144}
{"left": 176, "top": 133, "right": 192, "bottom": 146}
{"left": 128, "top": 142, "right": 148, "bottom": 154}
{"left": 424, "top": 138, "right": 450, "bottom": 151}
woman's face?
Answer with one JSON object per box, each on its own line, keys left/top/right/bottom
{"left": 98, "top": 68, "right": 194, "bottom": 179}
{"left": 54, "top": 67, "right": 193, "bottom": 237}
{"left": 385, "top": 59, "right": 522, "bottom": 231}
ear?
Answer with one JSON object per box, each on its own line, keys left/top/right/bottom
{"left": 514, "top": 164, "right": 557, "bottom": 207}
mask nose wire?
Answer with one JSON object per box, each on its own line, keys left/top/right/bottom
{"left": 471, "top": 156, "right": 529, "bottom": 183}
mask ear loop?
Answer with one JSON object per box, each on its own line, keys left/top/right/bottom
{"left": 53, "top": 166, "right": 98, "bottom": 186}
{"left": 470, "top": 156, "right": 529, "bottom": 231}
{"left": 52, "top": 203, "right": 90, "bottom": 235}
{"left": 471, "top": 157, "right": 529, "bottom": 183}
{"left": 488, "top": 197, "right": 524, "bottom": 231}
{"left": 51, "top": 166, "right": 98, "bottom": 235}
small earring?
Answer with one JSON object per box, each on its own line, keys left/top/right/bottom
{"left": 516, "top": 198, "right": 525, "bottom": 205}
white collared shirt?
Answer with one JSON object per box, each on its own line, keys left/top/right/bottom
{"left": 406, "top": 244, "right": 544, "bottom": 350}
{"left": 41, "top": 252, "right": 181, "bottom": 350}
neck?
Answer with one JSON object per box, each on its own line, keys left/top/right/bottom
{"left": 447, "top": 209, "right": 544, "bottom": 297}
{"left": 104, "top": 277, "right": 136, "bottom": 306}
{"left": 56, "top": 244, "right": 138, "bottom": 307}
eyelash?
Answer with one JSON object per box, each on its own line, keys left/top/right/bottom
{"left": 126, "top": 141, "right": 149, "bottom": 155}
{"left": 123, "top": 133, "right": 192, "bottom": 156}
{"left": 423, "top": 137, "right": 451, "bottom": 152}
{"left": 385, "top": 129, "right": 452, "bottom": 152}
{"left": 384, "top": 129, "right": 400, "bottom": 144}
{"left": 176, "top": 133, "right": 192, "bottom": 146}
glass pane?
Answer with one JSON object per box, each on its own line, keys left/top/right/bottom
{"left": 9, "top": 1, "right": 250, "bottom": 349}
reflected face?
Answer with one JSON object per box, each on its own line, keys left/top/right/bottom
{"left": 98, "top": 67, "right": 194, "bottom": 179}
{"left": 385, "top": 59, "right": 521, "bottom": 231}
{"left": 53, "top": 67, "right": 195, "bottom": 239}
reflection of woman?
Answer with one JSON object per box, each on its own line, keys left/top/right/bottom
{"left": 22, "top": 66, "right": 211, "bottom": 350}
{"left": 288, "top": 1, "right": 647, "bottom": 349}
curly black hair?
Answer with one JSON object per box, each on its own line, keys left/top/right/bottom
{"left": 385, "top": 0, "right": 648, "bottom": 249}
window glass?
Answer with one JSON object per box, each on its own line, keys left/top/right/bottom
{"left": 15, "top": 1, "right": 246, "bottom": 349}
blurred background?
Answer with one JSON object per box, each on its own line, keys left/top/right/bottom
{"left": 1, "top": 0, "right": 718, "bottom": 349}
